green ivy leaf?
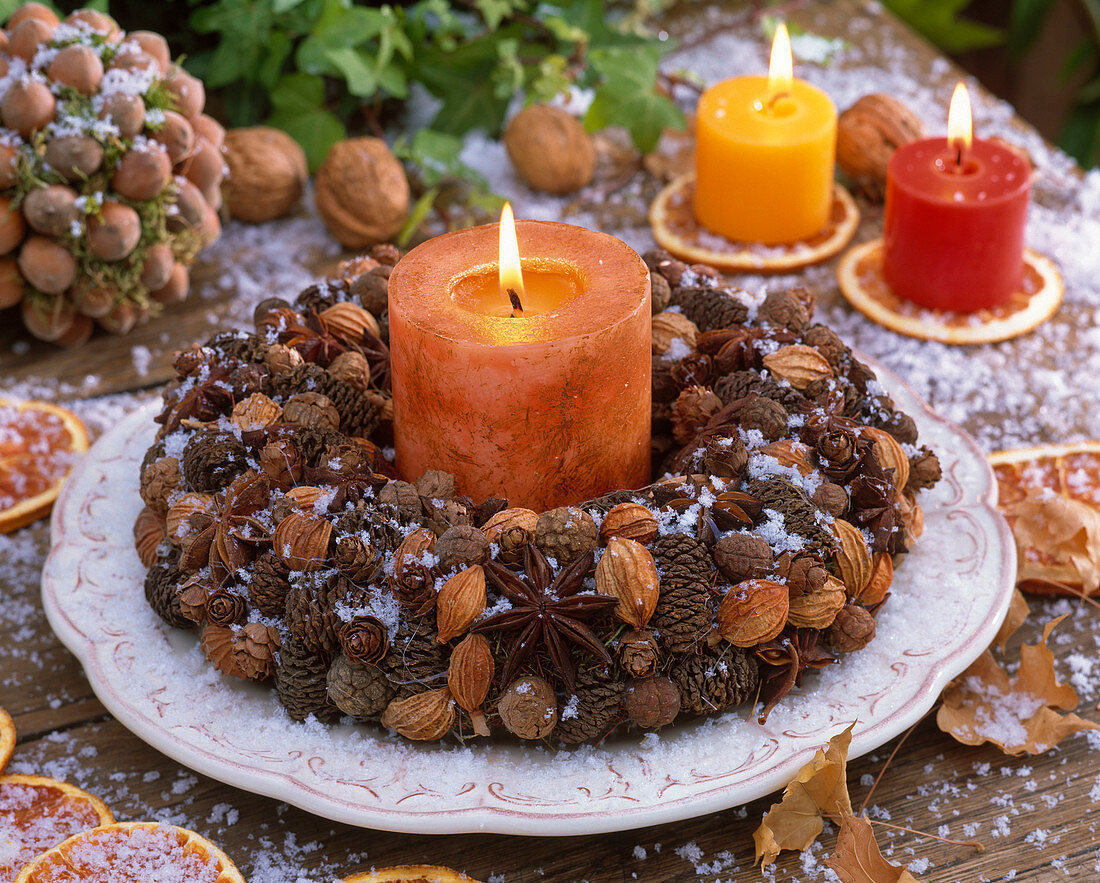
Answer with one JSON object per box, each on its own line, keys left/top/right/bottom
{"left": 266, "top": 73, "right": 346, "bottom": 170}
{"left": 882, "top": 0, "right": 1004, "bottom": 53}
{"left": 325, "top": 46, "right": 378, "bottom": 96}
{"left": 585, "top": 45, "right": 684, "bottom": 152}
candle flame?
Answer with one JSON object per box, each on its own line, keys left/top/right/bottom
{"left": 947, "top": 82, "right": 972, "bottom": 155}
{"left": 768, "top": 22, "right": 793, "bottom": 105}
{"left": 499, "top": 202, "right": 524, "bottom": 313}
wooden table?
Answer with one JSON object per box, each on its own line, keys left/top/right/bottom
{"left": 3, "top": 2, "right": 1097, "bottom": 879}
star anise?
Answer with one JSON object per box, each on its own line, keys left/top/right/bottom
{"left": 848, "top": 473, "right": 900, "bottom": 554}
{"left": 754, "top": 627, "right": 836, "bottom": 724}
{"left": 662, "top": 490, "right": 764, "bottom": 544}
{"left": 475, "top": 545, "right": 617, "bottom": 693}
{"left": 156, "top": 363, "right": 234, "bottom": 433}
{"left": 181, "top": 471, "right": 273, "bottom": 583}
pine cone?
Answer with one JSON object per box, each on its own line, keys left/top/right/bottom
{"left": 649, "top": 533, "right": 713, "bottom": 654}
{"left": 181, "top": 430, "right": 248, "bottom": 492}
{"left": 756, "top": 289, "right": 812, "bottom": 332}
{"left": 296, "top": 278, "right": 351, "bottom": 313}
{"left": 285, "top": 571, "right": 344, "bottom": 655}
{"left": 208, "top": 331, "right": 270, "bottom": 365}
{"left": 713, "top": 370, "right": 766, "bottom": 406}
{"left": 382, "top": 611, "right": 445, "bottom": 698}
{"left": 906, "top": 446, "right": 941, "bottom": 493}
{"left": 671, "top": 286, "right": 749, "bottom": 332}
{"left": 553, "top": 667, "right": 625, "bottom": 745}
{"left": 318, "top": 373, "right": 383, "bottom": 437}
{"left": 327, "top": 655, "right": 395, "bottom": 718}
{"left": 276, "top": 637, "right": 339, "bottom": 722}
{"left": 249, "top": 551, "right": 291, "bottom": 616}
{"left": 268, "top": 363, "right": 329, "bottom": 402}
{"left": 802, "top": 324, "right": 847, "bottom": 368}
{"left": 670, "top": 643, "right": 759, "bottom": 716}
{"left": 236, "top": 622, "right": 281, "bottom": 680}
{"left": 144, "top": 558, "right": 191, "bottom": 630}
{"left": 748, "top": 476, "right": 836, "bottom": 553}
{"left": 290, "top": 426, "right": 349, "bottom": 468}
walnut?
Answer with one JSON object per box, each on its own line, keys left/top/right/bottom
{"left": 503, "top": 105, "right": 596, "bottom": 195}
{"left": 837, "top": 93, "right": 924, "bottom": 199}
{"left": 223, "top": 126, "right": 307, "bottom": 223}
{"left": 315, "top": 137, "right": 409, "bottom": 247}
{"left": 535, "top": 506, "right": 598, "bottom": 565}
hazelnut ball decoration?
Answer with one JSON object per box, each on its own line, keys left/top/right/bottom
{"left": 0, "top": 2, "right": 224, "bottom": 344}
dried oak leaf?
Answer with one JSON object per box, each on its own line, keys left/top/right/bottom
{"left": 825, "top": 813, "right": 919, "bottom": 883}
{"left": 994, "top": 588, "right": 1030, "bottom": 652}
{"left": 754, "top": 722, "right": 854, "bottom": 867}
{"left": 1011, "top": 492, "right": 1100, "bottom": 592}
{"left": 937, "top": 615, "right": 1100, "bottom": 755}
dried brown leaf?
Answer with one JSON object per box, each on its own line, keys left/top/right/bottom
{"left": 826, "top": 814, "right": 919, "bottom": 883}
{"left": 1011, "top": 492, "right": 1100, "bottom": 592}
{"left": 937, "top": 615, "right": 1100, "bottom": 755}
{"left": 994, "top": 588, "right": 1030, "bottom": 651}
{"left": 754, "top": 723, "right": 854, "bottom": 867}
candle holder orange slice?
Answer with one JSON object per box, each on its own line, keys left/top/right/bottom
{"left": 836, "top": 238, "right": 1063, "bottom": 345}
{"left": 0, "top": 706, "right": 14, "bottom": 773}
{"left": 648, "top": 173, "right": 860, "bottom": 273}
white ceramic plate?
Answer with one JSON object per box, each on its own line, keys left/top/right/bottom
{"left": 42, "top": 357, "right": 1015, "bottom": 835}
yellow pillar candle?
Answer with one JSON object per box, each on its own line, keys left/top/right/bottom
{"left": 693, "top": 24, "right": 837, "bottom": 244}
{"left": 388, "top": 207, "right": 652, "bottom": 511}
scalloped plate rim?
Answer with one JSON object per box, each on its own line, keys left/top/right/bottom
{"left": 42, "top": 352, "right": 1016, "bottom": 835}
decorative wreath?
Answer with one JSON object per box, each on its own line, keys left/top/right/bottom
{"left": 135, "top": 244, "right": 941, "bottom": 746}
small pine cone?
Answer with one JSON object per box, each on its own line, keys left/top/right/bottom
{"left": 703, "top": 435, "right": 748, "bottom": 481}
{"left": 207, "top": 588, "right": 248, "bottom": 626}
{"left": 553, "top": 668, "right": 625, "bottom": 745}
{"left": 335, "top": 504, "right": 400, "bottom": 553}
{"left": 712, "top": 533, "right": 773, "bottom": 583}
{"left": 827, "top": 604, "right": 876, "bottom": 652}
{"left": 378, "top": 480, "right": 423, "bottom": 523}
{"left": 871, "top": 408, "right": 918, "bottom": 446}
{"left": 738, "top": 395, "right": 788, "bottom": 442}
{"left": 319, "top": 373, "right": 383, "bottom": 437}
{"left": 285, "top": 571, "right": 343, "bottom": 656}
{"left": 140, "top": 456, "right": 181, "bottom": 516}
{"left": 283, "top": 392, "right": 340, "bottom": 429}
{"left": 182, "top": 430, "right": 248, "bottom": 493}
{"left": 435, "top": 525, "right": 489, "bottom": 572}
{"left": 327, "top": 655, "right": 395, "bottom": 718}
{"left": 748, "top": 477, "right": 836, "bottom": 553}
{"left": 812, "top": 482, "right": 849, "bottom": 518}
{"left": 624, "top": 676, "right": 681, "bottom": 728}
{"left": 291, "top": 426, "right": 348, "bottom": 468}
{"left": 713, "top": 371, "right": 764, "bottom": 406}
{"left": 649, "top": 533, "right": 714, "bottom": 654}
{"left": 249, "top": 551, "right": 291, "bottom": 616}
{"left": 756, "top": 289, "right": 812, "bottom": 332}
{"left": 144, "top": 558, "right": 191, "bottom": 630}
{"left": 618, "top": 629, "right": 660, "bottom": 679}
{"left": 906, "top": 446, "right": 942, "bottom": 493}
{"left": 296, "top": 278, "right": 351, "bottom": 313}
{"left": 382, "top": 611, "right": 446, "bottom": 698}
{"left": 276, "top": 637, "right": 339, "bottom": 722}
{"left": 534, "top": 507, "right": 598, "bottom": 565}
{"left": 201, "top": 625, "right": 243, "bottom": 678}
{"left": 235, "top": 622, "right": 281, "bottom": 680}
{"left": 671, "top": 286, "right": 750, "bottom": 332}
{"left": 802, "top": 324, "right": 847, "bottom": 368}
{"left": 349, "top": 267, "right": 390, "bottom": 317}
{"left": 670, "top": 643, "right": 759, "bottom": 716}
{"left": 672, "top": 385, "right": 722, "bottom": 445}
{"left": 178, "top": 575, "right": 214, "bottom": 625}
{"left": 268, "top": 363, "right": 329, "bottom": 401}
{"left": 208, "top": 331, "right": 269, "bottom": 365}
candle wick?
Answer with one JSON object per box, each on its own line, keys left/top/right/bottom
{"left": 956, "top": 147, "right": 962, "bottom": 168}
{"left": 508, "top": 288, "right": 524, "bottom": 318}
{"left": 766, "top": 90, "right": 791, "bottom": 112}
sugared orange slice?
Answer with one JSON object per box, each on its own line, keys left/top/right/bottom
{"left": 342, "top": 868, "right": 482, "bottom": 883}
{"left": 0, "top": 399, "right": 88, "bottom": 533}
{"left": 0, "top": 774, "right": 114, "bottom": 881}
{"left": 990, "top": 442, "right": 1100, "bottom": 595}
{"left": 0, "top": 707, "right": 14, "bottom": 773}
{"left": 13, "top": 821, "right": 244, "bottom": 883}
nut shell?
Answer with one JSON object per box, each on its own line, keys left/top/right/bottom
{"left": 837, "top": 93, "right": 924, "bottom": 196}
{"left": 315, "top": 137, "right": 409, "bottom": 248}
{"left": 717, "top": 579, "right": 788, "bottom": 647}
{"left": 598, "top": 502, "right": 658, "bottom": 545}
{"left": 435, "top": 564, "right": 487, "bottom": 644}
{"left": 497, "top": 675, "right": 557, "bottom": 740}
{"left": 224, "top": 126, "right": 308, "bottom": 223}
{"left": 381, "top": 688, "right": 455, "bottom": 741}
{"left": 595, "top": 536, "right": 660, "bottom": 629}
{"left": 652, "top": 311, "right": 698, "bottom": 355}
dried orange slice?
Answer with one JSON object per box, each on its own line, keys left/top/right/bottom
{"left": 837, "top": 239, "right": 1063, "bottom": 345}
{"left": 649, "top": 174, "right": 859, "bottom": 273}
{"left": 0, "top": 398, "right": 88, "bottom": 533}
{"left": 14, "top": 821, "right": 245, "bottom": 883}
{"left": 0, "top": 707, "right": 13, "bottom": 773}
{"left": 989, "top": 442, "right": 1100, "bottom": 595}
{"left": 342, "top": 868, "right": 483, "bottom": 883}
{"left": 0, "top": 774, "right": 114, "bottom": 881}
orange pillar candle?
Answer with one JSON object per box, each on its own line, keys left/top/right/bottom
{"left": 693, "top": 23, "right": 837, "bottom": 244}
{"left": 388, "top": 211, "right": 651, "bottom": 512}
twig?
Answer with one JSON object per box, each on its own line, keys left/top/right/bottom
{"left": 866, "top": 818, "right": 984, "bottom": 852}
{"left": 1027, "top": 577, "right": 1100, "bottom": 612}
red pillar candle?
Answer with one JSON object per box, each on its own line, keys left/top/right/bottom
{"left": 883, "top": 84, "right": 1030, "bottom": 312}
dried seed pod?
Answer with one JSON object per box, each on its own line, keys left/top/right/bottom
{"left": 787, "top": 574, "right": 846, "bottom": 629}
{"left": 273, "top": 511, "right": 333, "bottom": 571}
{"left": 381, "top": 688, "right": 455, "bottom": 741}
{"left": 327, "top": 351, "right": 371, "bottom": 390}
{"left": 652, "top": 310, "right": 699, "bottom": 355}
{"left": 264, "top": 343, "right": 304, "bottom": 375}
{"left": 133, "top": 506, "right": 166, "bottom": 568}
{"left": 481, "top": 507, "right": 538, "bottom": 566}
{"left": 230, "top": 392, "right": 282, "bottom": 431}
{"left": 334, "top": 534, "right": 380, "bottom": 583}
{"left": 618, "top": 628, "right": 660, "bottom": 679}
{"left": 165, "top": 492, "right": 214, "bottom": 546}
{"left": 259, "top": 439, "right": 303, "bottom": 489}
{"left": 595, "top": 536, "right": 660, "bottom": 629}
{"left": 624, "top": 676, "right": 680, "bottom": 728}
{"left": 812, "top": 482, "right": 849, "bottom": 518}
{"left": 139, "top": 455, "right": 181, "bottom": 516}
{"left": 392, "top": 528, "right": 437, "bottom": 610}
{"left": 320, "top": 301, "right": 380, "bottom": 345}
{"left": 435, "top": 564, "right": 487, "bottom": 643}
{"left": 535, "top": 506, "right": 598, "bottom": 565}
{"left": 497, "top": 676, "right": 557, "bottom": 740}
{"left": 761, "top": 344, "right": 833, "bottom": 390}
{"left": 717, "top": 579, "right": 788, "bottom": 647}
{"left": 434, "top": 525, "right": 489, "bottom": 572}
{"left": 448, "top": 632, "right": 494, "bottom": 736}
{"left": 712, "top": 533, "right": 773, "bottom": 583}
{"left": 827, "top": 603, "right": 877, "bottom": 652}
{"left": 832, "top": 519, "right": 873, "bottom": 597}
{"left": 283, "top": 392, "right": 340, "bottom": 429}
{"left": 598, "top": 502, "right": 658, "bottom": 546}
{"left": 861, "top": 552, "right": 894, "bottom": 606}
{"left": 758, "top": 440, "right": 815, "bottom": 477}
{"left": 275, "top": 486, "right": 323, "bottom": 520}
{"left": 862, "top": 426, "right": 910, "bottom": 490}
